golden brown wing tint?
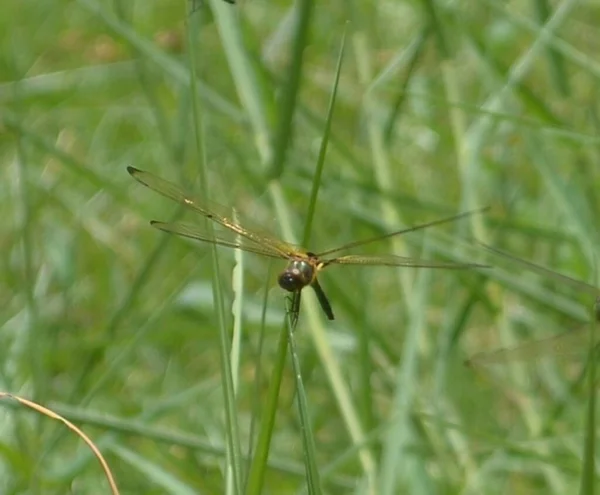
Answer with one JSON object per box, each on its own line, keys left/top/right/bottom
{"left": 127, "top": 167, "right": 299, "bottom": 258}
{"left": 149, "top": 221, "right": 290, "bottom": 259}
{"left": 325, "top": 254, "right": 486, "bottom": 269}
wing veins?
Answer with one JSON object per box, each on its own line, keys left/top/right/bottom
{"left": 316, "top": 207, "right": 489, "bottom": 257}
{"left": 480, "top": 242, "right": 598, "bottom": 295}
{"left": 128, "top": 167, "right": 295, "bottom": 257}
{"left": 325, "top": 254, "right": 487, "bottom": 269}
{"left": 150, "top": 222, "right": 287, "bottom": 259}
{"left": 466, "top": 326, "right": 594, "bottom": 366}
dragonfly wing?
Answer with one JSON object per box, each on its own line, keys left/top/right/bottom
{"left": 466, "top": 326, "right": 596, "bottom": 367}
{"left": 317, "top": 207, "right": 490, "bottom": 257}
{"left": 480, "top": 243, "right": 598, "bottom": 295}
{"left": 325, "top": 254, "right": 487, "bottom": 269}
{"left": 150, "top": 221, "right": 287, "bottom": 259}
{"left": 128, "top": 167, "right": 299, "bottom": 258}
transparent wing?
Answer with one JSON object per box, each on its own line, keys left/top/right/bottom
{"left": 470, "top": 245, "right": 600, "bottom": 367}
{"left": 466, "top": 326, "right": 597, "bottom": 367}
{"left": 480, "top": 243, "right": 598, "bottom": 295}
{"left": 128, "top": 167, "right": 298, "bottom": 258}
{"left": 150, "top": 221, "right": 288, "bottom": 259}
{"left": 317, "top": 207, "right": 489, "bottom": 257}
{"left": 325, "top": 254, "right": 488, "bottom": 269}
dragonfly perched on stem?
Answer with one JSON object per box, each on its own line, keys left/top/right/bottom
{"left": 466, "top": 244, "right": 600, "bottom": 367}
{"left": 128, "top": 167, "right": 488, "bottom": 323}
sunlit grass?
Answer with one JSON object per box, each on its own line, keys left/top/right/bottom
{"left": 1, "top": 0, "right": 599, "bottom": 493}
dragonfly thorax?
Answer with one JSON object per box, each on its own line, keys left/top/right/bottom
{"left": 278, "top": 259, "right": 315, "bottom": 292}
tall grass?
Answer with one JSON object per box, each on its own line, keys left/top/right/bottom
{"left": 1, "top": 0, "right": 599, "bottom": 493}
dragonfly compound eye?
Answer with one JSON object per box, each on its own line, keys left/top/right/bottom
{"left": 277, "top": 260, "right": 315, "bottom": 292}
{"left": 278, "top": 272, "right": 306, "bottom": 292}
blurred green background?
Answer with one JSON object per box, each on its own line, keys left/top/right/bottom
{"left": 2, "top": 0, "right": 600, "bottom": 493}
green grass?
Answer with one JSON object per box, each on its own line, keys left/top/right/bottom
{"left": 1, "top": 0, "right": 600, "bottom": 493}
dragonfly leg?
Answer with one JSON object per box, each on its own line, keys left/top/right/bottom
{"left": 285, "top": 292, "right": 301, "bottom": 328}
{"left": 311, "top": 279, "right": 334, "bottom": 320}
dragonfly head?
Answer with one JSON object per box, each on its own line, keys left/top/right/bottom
{"left": 278, "top": 260, "right": 315, "bottom": 292}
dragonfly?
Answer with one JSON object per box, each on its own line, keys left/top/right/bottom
{"left": 466, "top": 244, "right": 600, "bottom": 367}
{"left": 128, "top": 167, "right": 488, "bottom": 322}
